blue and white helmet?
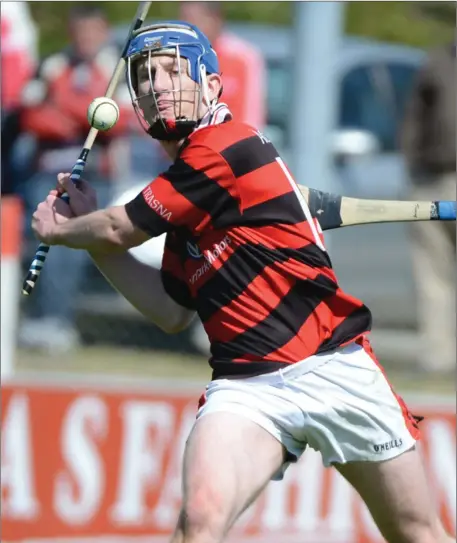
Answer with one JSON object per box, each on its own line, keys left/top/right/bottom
{"left": 125, "top": 21, "right": 221, "bottom": 140}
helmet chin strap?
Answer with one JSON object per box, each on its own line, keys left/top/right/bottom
{"left": 147, "top": 118, "right": 197, "bottom": 141}
{"left": 200, "top": 63, "right": 216, "bottom": 114}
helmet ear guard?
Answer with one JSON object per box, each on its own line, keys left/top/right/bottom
{"left": 125, "top": 21, "right": 221, "bottom": 141}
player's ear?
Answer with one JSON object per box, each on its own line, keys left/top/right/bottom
{"left": 206, "top": 73, "right": 222, "bottom": 102}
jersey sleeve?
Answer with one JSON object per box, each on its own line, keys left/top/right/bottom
{"left": 124, "top": 142, "right": 241, "bottom": 238}
{"left": 160, "top": 233, "right": 196, "bottom": 311}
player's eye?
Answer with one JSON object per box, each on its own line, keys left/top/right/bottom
{"left": 138, "top": 70, "right": 148, "bottom": 82}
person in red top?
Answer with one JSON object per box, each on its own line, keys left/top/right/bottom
{"left": 179, "top": 1, "right": 266, "bottom": 129}
{"left": 1, "top": 2, "right": 37, "bottom": 112}
{"left": 1, "top": 2, "right": 38, "bottom": 196}
{"left": 31, "top": 21, "right": 453, "bottom": 543}
{"left": 18, "top": 5, "right": 136, "bottom": 351}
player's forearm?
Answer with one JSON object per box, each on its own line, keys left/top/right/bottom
{"left": 52, "top": 207, "right": 141, "bottom": 253}
{"left": 89, "top": 250, "right": 196, "bottom": 333}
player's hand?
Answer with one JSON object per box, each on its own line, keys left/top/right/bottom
{"left": 31, "top": 192, "right": 73, "bottom": 245}
{"left": 56, "top": 173, "right": 98, "bottom": 217}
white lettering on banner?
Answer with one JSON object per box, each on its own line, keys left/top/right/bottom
{"left": 110, "top": 401, "right": 176, "bottom": 524}
{"left": 426, "top": 420, "right": 456, "bottom": 531}
{"left": 260, "top": 448, "right": 322, "bottom": 532}
{"left": 143, "top": 185, "right": 172, "bottom": 221}
{"left": 1, "top": 393, "right": 39, "bottom": 520}
{"left": 190, "top": 235, "right": 232, "bottom": 285}
{"left": 54, "top": 396, "right": 108, "bottom": 524}
{"left": 153, "top": 404, "right": 196, "bottom": 529}
{"left": 233, "top": 494, "right": 261, "bottom": 531}
{"left": 293, "top": 451, "right": 325, "bottom": 532}
{"left": 1, "top": 386, "right": 455, "bottom": 541}
{"left": 326, "top": 469, "right": 356, "bottom": 534}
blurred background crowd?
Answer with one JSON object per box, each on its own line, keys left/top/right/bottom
{"left": 1, "top": 1, "right": 455, "bottom": 384}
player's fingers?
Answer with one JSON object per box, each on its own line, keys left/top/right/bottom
{"left": 74, "top": 178, "right": 92, "bottom": 194}
{"left": 56, "top": 172, "right": 71, "bottom": 184}
{"left": 45, "top": 193, "right": 59, "bottom": 206}
{"left": 58, "top": 173, "right": 91, "bottom": 196}
{"left": 59, "top": 173, "right": 85, "bottom": 198}
{"left": 56, "top": 172, "right": 72, "bottom": 194}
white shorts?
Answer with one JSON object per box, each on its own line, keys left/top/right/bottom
{"left": 197, "top": 338, "right": 421, "bottom": 480}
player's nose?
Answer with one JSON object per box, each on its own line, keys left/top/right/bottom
{"left": 152, "top": 67, "right": 172, "bottom": 94}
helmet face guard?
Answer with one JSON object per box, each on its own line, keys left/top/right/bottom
{"left": 125, "top": 21, "right": 220, "bottom": 141}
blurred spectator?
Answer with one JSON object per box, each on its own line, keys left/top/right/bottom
{"left": 18, "top": 5, "right": 135, "bottom": 352}
{"left": 1, "top": 2, "right": 37, "bottom": 111}
{"left": 1, "top": 1, "right": 38, "bottom": 196}
{"left": 179, "top": 1, "right": 266, "bottom": 128}
{"left": 400, "top": 42, "right": 456, "bottom": 375}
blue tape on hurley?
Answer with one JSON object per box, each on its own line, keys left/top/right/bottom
{"left": 437, "top": 201, "right": 456, "bottom": 220}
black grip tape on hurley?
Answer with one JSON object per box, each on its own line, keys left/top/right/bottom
{"left": 308, "top": 189, "right": 343, "bottom": 231}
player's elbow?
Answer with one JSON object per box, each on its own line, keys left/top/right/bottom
{"left": 159, "top": 322, "right": 185, "bottom": 335}
{"left": 105, "top": 206, "right": 150, "bottom": 251}
{"left": 156, "top": 309, "right": 196, "bottom": 335}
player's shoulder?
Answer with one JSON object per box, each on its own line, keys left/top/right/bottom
{"left": 186, "top": 119, "right": 261, "bottom": 155}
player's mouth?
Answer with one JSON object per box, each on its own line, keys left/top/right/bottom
{"left": 150, "top": 100, "right": 174, "bottom": 114}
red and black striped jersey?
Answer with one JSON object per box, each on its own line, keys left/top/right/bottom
{"left": 125, "top": 120, "right": 372, "bottom": 379}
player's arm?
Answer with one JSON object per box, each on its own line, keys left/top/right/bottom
{"left": 48, "top": 204, "right": 151, "bottom": 252}
{"left": 52, "top": 175, "right": 196, "bottom": 333}
{"left": 71, "top": 205, "right": 196, "bottom": 333}
{"left": 90, "top": 143, "right": 237, "bottom": 332}
{"left": 89, "top": 249, "right": 196, "bottom": 334}
{"left": 33, "top": 200, "right": 194, "bottom": 332}
{"left": 47, "top": 142, "right": 236, "bottom": 251}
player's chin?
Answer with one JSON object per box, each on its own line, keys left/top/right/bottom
{"left": 151, "top": 108, "right": 194, "bottom": 126}
{"left": 144, "top": 111, "right": 165, "bottom": 126}
{"left": 158, "top": 110, "right": 185, "bottom": 123}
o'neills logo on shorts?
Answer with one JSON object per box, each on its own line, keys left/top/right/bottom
{"left": 373, "top": 438, "right": 403, "bottom": 453}
{"left": 190, "top": 235, "right": 232, "bottom": 285}
{"left": 143, "top": 185, "right": 172, "bottom": 221}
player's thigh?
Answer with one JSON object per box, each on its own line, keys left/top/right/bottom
{"left": 334, "top": 447, "right": 446, "bottom": 543}
{"left": 181, "top": 411, "right": 286, "bottom": 531}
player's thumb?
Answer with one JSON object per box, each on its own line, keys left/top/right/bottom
{"left": 57, "top": 173, "right": 77, "bottom": 197}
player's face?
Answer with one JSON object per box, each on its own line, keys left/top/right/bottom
{"left": 135, "top": 54, "right": 200, "bottom": 125}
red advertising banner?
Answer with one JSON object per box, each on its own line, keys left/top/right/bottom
{"left": 1, "top": 381, "right": 455, "bottom": 543}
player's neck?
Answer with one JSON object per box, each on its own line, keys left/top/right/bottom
{"left": 160, "top": 140, "right": 185, "bottom": 161}
{"left": 159, "top": 104, "right": 214, "bottom": 160}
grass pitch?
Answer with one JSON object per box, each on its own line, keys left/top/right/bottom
{"left": 15, "top": 345, "right": 455, "bottom": 396}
